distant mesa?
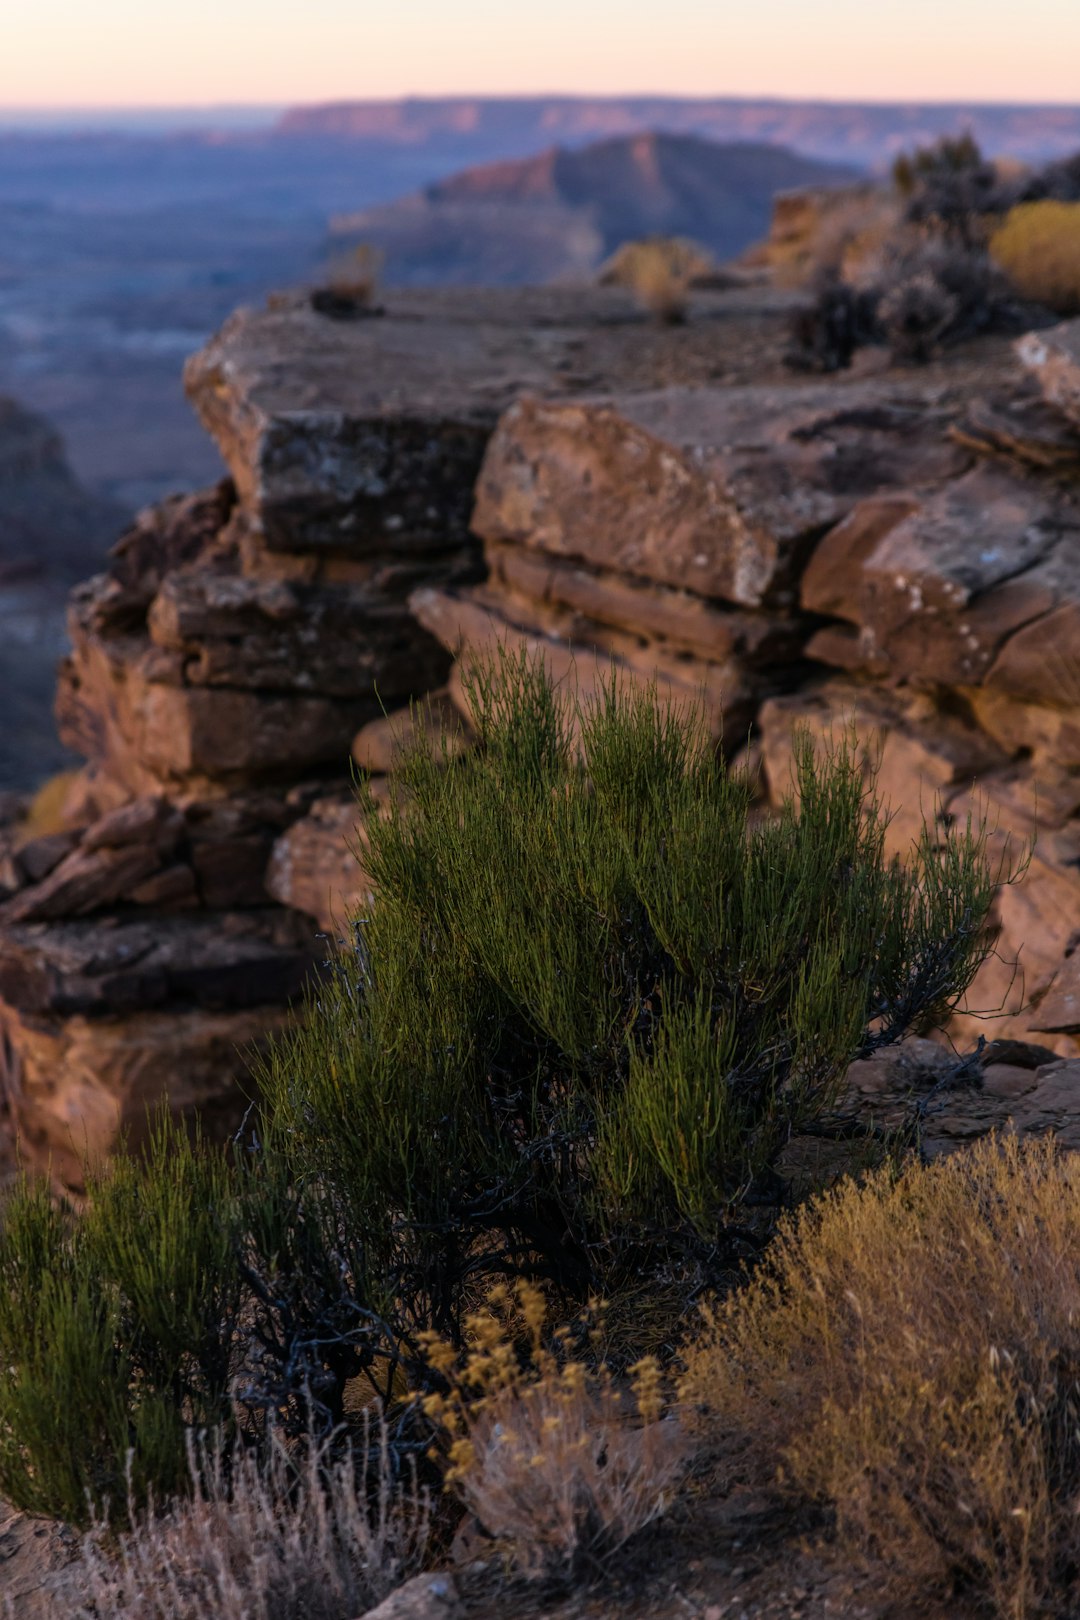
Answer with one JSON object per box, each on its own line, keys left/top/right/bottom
{"left": 279, "top": 97, "right": 1080, "bottom": 170}
{"left": 328, "top": 132, "right": 858, "bottom": 286}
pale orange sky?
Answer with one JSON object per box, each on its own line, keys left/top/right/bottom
{"left": 2, "top": 0, "right": 1078, "bottom": 109}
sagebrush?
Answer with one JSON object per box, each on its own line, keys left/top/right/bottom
{"left": 682, "top": 1135, "right": 1080, "bottom": 1620}
{"left": 49, "top": 1421, "right": 431, "bottom": 1620}
{"left": 787, "top": 133, "right": 1063, "bottom": 369}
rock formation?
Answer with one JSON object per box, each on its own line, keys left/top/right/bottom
{"left": 2, "top": 282, "right": 1079, "bottom": 1186}
{"left": 406, "top": 314, "right": 1080, "bottom": 1065}
{"left": 331, "top": 133, "right": 857, "bottom": 286}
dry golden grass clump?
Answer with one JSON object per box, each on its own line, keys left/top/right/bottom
{"left": 682, "top": 1135, "right": 1080, "bottom": 1620}
{"left": 313, "top": 243, "right": 384, "bottom": 317}
{"left": 768, "top": 187, "right": 902, "bottom": 291}
{"left": 599, "top": 236, "right": 711, "bottom": 323}
{"left": 421, "top": 1281, "right": 692, "bottom": 1580}
{"left": 49, "top": 1421, "right": 432, "bottom": 1620}
{"left": 991, "top": 200, "right": 1080, "bottom": 314}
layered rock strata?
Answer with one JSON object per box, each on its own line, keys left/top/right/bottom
{"left": 3, "top": 287, "right": 800, "bottom": 1182}
{"left": 408, "top": 317, "right": 1080, "bottom": 1064}
{"left": 3, "top": 287, "right": 1080, "bottom": 1183}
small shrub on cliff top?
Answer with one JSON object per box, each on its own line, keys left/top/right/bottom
{"left": 787, "top": 133, "right": 1055, "bottom": 370}
{"left": 262, "top": 651, "right": 997, "bottom": 1351}
{"left": 0, "top": 1118, "right": 397, "bottom": 1525}
{"left": 682, "top": 1135, "right": 1080, "bottom": 1620}
{"left": 892, "top": 132, "right": 1013, "bottom": 249}
{"left": 991, "top": 200, "right": 1080, "bottom": 315}
{"left": 600, "top": 236, "right": 709, "bottom": 323}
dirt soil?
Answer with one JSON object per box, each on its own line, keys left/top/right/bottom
{"left": 457, "top": 1454, "right": 981, "bottom": 1620}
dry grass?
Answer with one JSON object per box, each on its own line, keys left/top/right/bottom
{"left": 46, "top": 1420, "right": 432, "bottom": 1620}
{"left": 601, "top": 237, "right": 706, "bottom": 323}
{"left": 16, "top": 769, "right": 81, "bottom": 841}
{"left": 766, "top": 187, "right": 902, "bottom": 290}
{"left": 991, "top": 200, "right": 1080, "bottom": 314}
{"left": 421, "top": 1282, "right": 692, "bottom": 1580}
{"left": 314, "top": 244, "right": 384, "bottom": 317}
{"left": 682, "top": 1135, "right": 1080, "bottom": 1620}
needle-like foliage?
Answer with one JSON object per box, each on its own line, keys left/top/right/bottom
{"left": 261, "top": 650, "right": 999, "bottom": 1348}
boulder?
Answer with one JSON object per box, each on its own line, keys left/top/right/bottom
{"left": 966, "top": 685, "right": 1080, "bottom": 770}
{"left": 801, "top": 464, "right": 1080, "bottom": 688}
{"left": 57, "top": 627, "right": 376, "bottom": 788}
{"left": 3, "top": 844, "right": 169, "bottom": 923}
{"left": 473, "top": 384, "right": 969, "bottom": 609}
{"left": 1017, "top": 319, "right": 1080, "bottom": 428}
{"left": 754, "top": 678, "right": 1080, "bottom": 1057}
{"left": 1030, "top": 950, "right": 1080, "bottom": 1037}
{"left": 360, "top": 1572, "right": 461, "bottom": 1620}
{"left": 352, "top": 692, "right": 472, "bottom": 773}
{"left": 412, "top": 585, "right": 737, "bottom": 743}
{"left": 105, "top": 480, "right": 236, "bottom": 615}
{"left": 266, "top": 796, "right": 377, "bottom": 935}
{"left": 0, "top": 1000, "right": 292, "bottom": 1188}
{"left": 757, "top": 679, "right": 1006, "bottom": 859}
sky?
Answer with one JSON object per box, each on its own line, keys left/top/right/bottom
{"left": 1, "top": 0, "right": 1078, "bottom": 110}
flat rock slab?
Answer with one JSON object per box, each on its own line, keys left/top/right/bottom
{"left": 836, "top": 1039, "right": 1080, "bottom": 1156}
{"left": 0, "top": 910, "right": 323, "bottom": 1018}
{"left": 1017, "top": 319, "right": 1080, "bottom": 429}
{"left": 184, "top": 287, "right": 802, "bottom": 557}
{"left": 473, "top": 384, "right": 969, "bottom": 609}
{"left": 951, "top": 392, "right": 1080, "bottom": 470}
{"left": 57, "top": 617, "right": 379, "bottom": 790}
{"left": 486, "top": 543, "right": 805, "bottom": 667}
{"left": 0, "top": 1504, "right": 78, "bottom": 1620}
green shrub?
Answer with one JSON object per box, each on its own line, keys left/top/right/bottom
{"left": 0, "top": 655, "right": 1001, "bottom": 1521}
{"left": 0, "top": 1122, "right": 244, "bottom": 1522}
{"left": 261, "top": 652, "right": 998, "bottom": 1347}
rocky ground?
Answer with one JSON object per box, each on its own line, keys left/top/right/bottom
{"left": 0, "top": 1452, "right": 986, "bottom": 1620}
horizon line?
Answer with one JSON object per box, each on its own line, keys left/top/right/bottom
{"left": 3, "top": 90, "right": 1080, "bottom": 114}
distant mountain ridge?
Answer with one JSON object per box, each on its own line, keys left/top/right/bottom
{"left": 280, "top": 96, "right": 1080, "bottom": 169}
{"left": 332, "top": 132, "right": 857, "bottom": 287}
